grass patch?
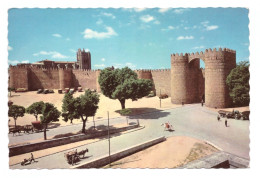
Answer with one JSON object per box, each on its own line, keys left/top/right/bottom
{"left": 117, "top": 108, "right": 132, "bottom": 116}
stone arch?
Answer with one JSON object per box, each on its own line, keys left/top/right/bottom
{"left": 171, "top": 48, "right": 236, "bottom": 108}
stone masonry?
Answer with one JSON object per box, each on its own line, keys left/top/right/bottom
{"left": 8, "top": 47, "right": 236, "bottom": 108}
{"left": 171, "top": 48, "right": 236, "bottom": 108}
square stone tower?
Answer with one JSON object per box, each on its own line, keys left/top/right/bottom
{"left": 77, "top": 48, "right": 91, "bottom": 69}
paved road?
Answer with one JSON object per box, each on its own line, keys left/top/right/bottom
{"left": 10, "top": 104, "right": 249, "bottom": 169}
{"left": 9, "top": 116, "right": 131, "bottom": 145}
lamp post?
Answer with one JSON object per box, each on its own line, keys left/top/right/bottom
{"left": 107, "top": 111, "right": 111, "bottom": 167}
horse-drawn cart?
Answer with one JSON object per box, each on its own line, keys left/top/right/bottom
{"left": 64, "top": 148, "right": 89, "bottom": 165}
{"left": 31, "top": 121, "right": 44, "bottom": 132}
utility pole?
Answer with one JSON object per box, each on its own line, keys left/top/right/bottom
{"left": 93, "top": 116, "right": 95, "bottom": 130}
{"left": 160, "top": 89, "right": 161, "bottom": 108}
{"left": 107, "top": 111, "right": 111, "bottom": 167}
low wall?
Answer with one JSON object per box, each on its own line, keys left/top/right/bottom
{"left": 73, "top": 136, "right": 166, "bottom": 168}
{"left": 9, "top": 124, "right": 138, "bottom": 157}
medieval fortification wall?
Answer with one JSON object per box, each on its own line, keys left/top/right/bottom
{"left": 171, "top": 48, "right": 236, "bottom": 108}
{"left": 8, "top": 47, "right": 236, "bottom": 108}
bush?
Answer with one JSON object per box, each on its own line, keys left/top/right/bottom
{"left": 118, "top": 108, "right": 132, "bottom": 116}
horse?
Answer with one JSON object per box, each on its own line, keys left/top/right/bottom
{"left": 161, "top": 122, "right": 173, "bottom": 131}
{"left": 77, "top": 148, "right": 89, "bottom": 158}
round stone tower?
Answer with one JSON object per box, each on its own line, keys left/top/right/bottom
{"left": 171, "top": 53, "right": 190, "bottom": 104}
{"left": 204, "top": 48, "right": 236, "bottom": 108}
{"left": 171, "top": 48, "right": 236, "bottom": 108}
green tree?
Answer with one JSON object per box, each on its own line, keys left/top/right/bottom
{"left": 26, "top": 101, "right": 44, "bottom": 121}
{"left": 61, "top": 93, "right": 79, "bottom": 124}
{"left": 74, "top": 90, "right": 100, "bottom": 133}
{"left": 226, "top": 61, "right": 250, "bottom": 107}
{"left": 98, "top": 67, "right": 153, "bottom": 109}
{"left": 40, "top": 103, "right": 61, "bottom": 140}
{"left": 8, "top": 105, "right": 25, "bottom": 128}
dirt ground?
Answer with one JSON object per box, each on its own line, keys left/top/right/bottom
{"left": 105, "top": 136, "right": 219, "bottom": 168}
{"left": 8, "top": 90, "right": 179, "bottom": 126}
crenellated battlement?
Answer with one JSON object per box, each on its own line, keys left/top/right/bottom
{"left": 171, "top": 47, "right": 236, "bottom": 63}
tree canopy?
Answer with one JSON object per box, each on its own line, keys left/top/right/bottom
{"left": 226, "top": 61, "right": 250, "bottom": 107}
{"left": 98, "top": 67, "right": 153, "bottom": 109}
{"left": 62, "top": 93, "right": 79, "bottom": 124}
{"left": 26, "top": 101, "right": 44, "bottom": 121}
{"left": 40, "top": 102, "right": 61, "bottom": 140}
{"left": 8, "top": 104, "right": 25, "bottom": 127}
{"left": 61, "top": 90, "right": 100, "bottom": 133}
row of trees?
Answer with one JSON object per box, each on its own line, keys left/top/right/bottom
{"left": 8, "top": 90, "right": 100, "bottom": 140}
{"left": 8, "top": 67, "right": 153, "bottom": 140}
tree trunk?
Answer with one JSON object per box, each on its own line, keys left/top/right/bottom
{"left": 35, "top": 115, "right": 38, "bottom": 121}
{"left": 119, "top": 99, "right": 126, "bottom": 109}
{"left": 70, "top": 119, "right": 73, "bottom": 124}
{"left": 14, "top": 118, "right": 17, "bottom": 128}
{"left": 44, "top": 123, "right": 48, "bottom": 140}
{"left": 82, "top": 117, "right": 87, "bottom": 133}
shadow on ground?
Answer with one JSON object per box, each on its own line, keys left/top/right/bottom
{"left": 124, "top": 108, "right": 171, "bottom": 120}
{"left": 52, "top": 124, "right": 119, "bottom": 139}
{"left": 48, "top": 123, "right": 61, "bottom": 129}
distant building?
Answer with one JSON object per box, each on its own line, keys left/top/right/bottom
{"left": 16, "top": 48, "right": 91, "bottom": 69}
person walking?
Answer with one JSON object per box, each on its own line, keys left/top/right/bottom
{"left": 217, "top": 115, "right": 220, "bottom": 121}
{"left": 30, "top": 153, "right": 36, "bottom": 162}
{"left": 225, "top": 119, "right": 228, "bottom": 127}
{"left": 201, "top": 99, "right": 204, "bottom": 107}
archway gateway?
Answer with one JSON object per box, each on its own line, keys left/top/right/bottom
{"left": 171, "top": 48, "right": 236, "bottom": 108}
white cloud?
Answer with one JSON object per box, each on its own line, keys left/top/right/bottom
{"left": 173, "top": 9, "right": 190, "bottom": 14}
{"left": 126, "top": 62, "right": 136, "bottom": 69}
{"left": 101, "top": 58, "right": 105, "bottom": 62}
{"left": 66, "top": 38, "right": 70, "bottom": 41}
{"left": 8, "top": 60, "right": 20, "bottom": 65}
{"left": 134, "top": 8, "right": 146, "bottom": 12}
{"left": 177, "top": 36, "right": 194, "bottom": 40}
{"left": 200, "top": 36, "right": 205, "bottom": 40}
{"left": 113, "top": 62, "right": 136, "bottom": 69}
{"left": 94, "top": 64, "right": 106, "bottom": 68}
{"left": 154, "top": 20, "right": 160, "bottom": 25}
{"left": 161, "top": 25, "right": 177, "bottom": 31}
{"left": 201, "top": 21, "right": 219, "bottom": 31}
{"left": 21, "top": 60, "right": 30, "bottom": 63}
{"left": 52, "top": 34, "right": 62, "bottom": 38}
{"left": 206, "top": 25, "right": 219, "bottom": 31}
{"left": 184, "top": 27, "right": 190, "bottom": 30}
{"left": 8, "top": 46, "right": 13, "bottom": 51}
{"left": 192, "top": 46, "right": 205, "bottom": 49}
{"left": 101, "top": 12, "right": 116, "bottom": 19}
{"left": 140, "top": 15, "right": 154, "bottom": 23}
{"left": 201, "top": 21, "right": 209, "bottom": 25}
{"left": 158, "top": 8, "right": 171, "bottom": 13}
{"left": 33, "top": 51, "right": 69, "bottom": 59}
{"left": 82, "top": 26, "right": 118, "bottom": 39}
{"left": 8, "top": 60, "right": 29, "bottom": 65}
{"left": 96, "top": 19, "right": 103, "bottom": 25}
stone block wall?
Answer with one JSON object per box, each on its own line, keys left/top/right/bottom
{"left": 72, "top": 69, "right": 98, "bottom": 90}
{"left": 171, "top": 48, "right": 236, "bottom": 108}
{"left": 28, "top": 67, "right": 60, "bottom": 90}
{"left": 9, "top": 66, "right": 29, "bottom": 90}
{"left": 151, "top": 69, "right": 171, "bottom": 96}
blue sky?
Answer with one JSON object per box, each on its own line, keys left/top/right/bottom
{"left": 8, "top": 8, "right": 249, "bottom": 69}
